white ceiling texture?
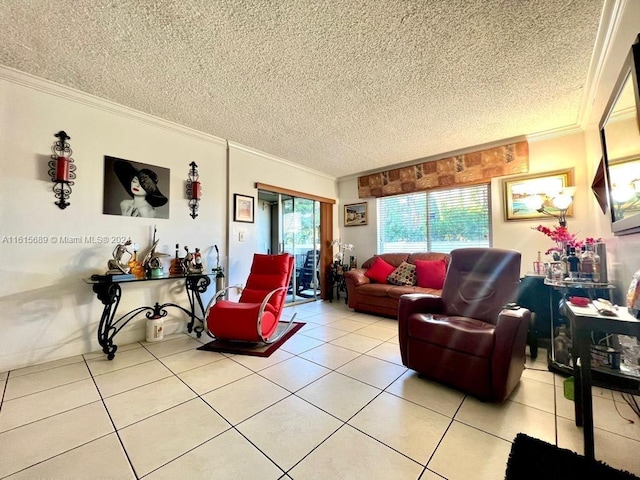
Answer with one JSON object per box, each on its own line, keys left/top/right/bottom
{"left": 0, "top": 1, "right": 606, "bottom": 178}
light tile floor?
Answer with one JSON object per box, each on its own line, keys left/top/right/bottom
{"left": 1, "top": 300, "right": 640, "bottom": 479}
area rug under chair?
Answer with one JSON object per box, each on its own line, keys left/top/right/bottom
{"left": 197, "top": 321, "right": 305, "bottom": 357}
{"left": 505, "top": 433, "right": 640, "bottom": 480}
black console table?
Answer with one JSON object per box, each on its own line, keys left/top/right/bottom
{"left": 84, "top": 273, "right": 213, "bottom": 360}
{"left": 566, "top": 302, "right": 640, "bottom": 461}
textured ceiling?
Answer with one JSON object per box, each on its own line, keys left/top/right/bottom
{"left": 0, "top": 0, "right": 604, "bottom": 178}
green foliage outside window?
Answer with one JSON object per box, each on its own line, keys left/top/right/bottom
{"left": 378, "top": 185, "right": 490, "bottom": 253}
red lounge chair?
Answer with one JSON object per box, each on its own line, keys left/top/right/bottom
{"left": 204, "top": 253, "right": 296, "bottom": 343}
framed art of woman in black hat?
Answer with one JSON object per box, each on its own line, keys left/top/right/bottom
{"left": 112, "top": 160, "right": 168, "bottom": 218}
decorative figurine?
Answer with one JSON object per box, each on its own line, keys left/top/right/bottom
{"left": 182, "top": 246, "right": 194, "bottom": 274}
{"left": 192, "top": 247, "right": 203, "bottom": 273}
{"left": 127, "top": 243, "right": 145, "bottom": 279}
{"left": 107, "top": 238, "right": 132, "bottom": 274}
{"left": 142, "top": 226, "right": 169, "bottom": 277}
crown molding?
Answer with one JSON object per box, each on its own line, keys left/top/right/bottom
{"left": 227, "top": 141, "right": 336, "bottom": 181}
{"left": 1, "top": 65, "right": 337, "bottom": 180}
{"left": 0, "top": 65, "right": 228, "bottom": 147}
{"left": 526, "top": 125, "right": 585, "bottom": 143}
{"left": 578, "top": 0, "right": 628, "bottom": 130}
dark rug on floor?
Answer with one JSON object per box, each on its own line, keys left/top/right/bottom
{"left": 197, "top": 322, "right": 305, "bottom": 357}
{"left": 505, "top": 433, "right": 640, "bottom": 480}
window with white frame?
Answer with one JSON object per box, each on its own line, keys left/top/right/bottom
{"left": 377, "top": 184, "right": 491, "bottom": 253}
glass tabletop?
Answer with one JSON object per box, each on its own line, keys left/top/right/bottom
{"left": 543, "top": 278, "right": 614, "bottom": 289}
{"left": 84, "top": 272, "right": 214, "bottom": 284}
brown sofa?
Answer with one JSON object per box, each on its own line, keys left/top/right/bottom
{"left": 343, "top": 252, "right": 450, "bottom": 318}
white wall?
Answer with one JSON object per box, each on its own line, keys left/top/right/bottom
{"left": 0, "top": 69, "right": 229, "bottom": 371}
{"left": 492, "top": 132, "right": 595, "bottom": 273}
{"left": 334, "top": 183, "right": 378, "bottom": 264}
{"left": 0, "top": 69, "right": 338, "bottom": 371}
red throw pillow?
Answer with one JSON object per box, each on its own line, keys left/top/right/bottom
{"left": 365, "top": 257, "right": 396, "bottom": 284}
{"left": 415, "top": 259, "right": 447, "bottom": 289}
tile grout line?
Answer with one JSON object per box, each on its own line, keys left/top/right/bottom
{"left": 135, "top": 341, "right": 289, "bottom": 478}
{"left": 148, "top": 323, "right": 407, "bottom": 475}
{"left": 0, "top": 372, "right": 8, "bottom": 414}
{"left": 83, "top": 355, "right": 142, "bottom": 479}
{"left": 418, "top": 395, "right": 467, "bottom": 479}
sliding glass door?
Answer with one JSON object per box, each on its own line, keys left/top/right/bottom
{"left": 258, "top": 189, "right": 320, "bottom": 304}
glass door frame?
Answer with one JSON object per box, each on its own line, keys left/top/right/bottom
{"left": 255, "top": 182, "right": 336, "bottom": 303}
{"left": 277, "top": 194, "right": 320, "bottom": 304}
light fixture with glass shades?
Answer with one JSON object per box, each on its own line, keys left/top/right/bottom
{"left": 529, "top": 186, "right": 577, "bottom": 227}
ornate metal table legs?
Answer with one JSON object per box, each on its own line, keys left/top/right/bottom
{"left": 91, "top": 274, "right": 211, "bottom": 359}
{"left": 185, "top": 274, "right": 211, "bottom": 337}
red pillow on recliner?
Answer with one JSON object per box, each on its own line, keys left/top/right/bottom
{"left": 365, "top": 257, "right": 396, "bottom": 284}
{"left": 414, "top": 259, "right": 447, "bottom": 289}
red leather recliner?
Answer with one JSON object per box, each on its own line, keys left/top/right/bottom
{"left": 398, "top": 248, "right": 530, "bottom": 402}
{"left": 205, "top": 253, "right": 296, "bottom": 344}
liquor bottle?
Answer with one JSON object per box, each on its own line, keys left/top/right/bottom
{"left": 591, "top": 245, "right": 601, "bottom": 283}
{"left": 567, "top": 247, "right": 580, "bottom": 280}
{"left": 595, "top": 242, "right": 607, "bottom": 283}
{"left": 560, "top": 244, "right": 571, "bottom": 279}
{"left": 580, "top": 244, "right": 594, "bottom": 281}
{"left": 169, "top": 243, "right": 184, "bottom": 276}
{"left": 533, "top": 251, "right": 544, "bottom": 275}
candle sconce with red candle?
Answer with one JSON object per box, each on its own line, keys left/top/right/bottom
{"left": 47, "top": 130, "right": 76, "bottom": 209}
{"left": 186, "top": 161, "right": 201, "bottom": 219}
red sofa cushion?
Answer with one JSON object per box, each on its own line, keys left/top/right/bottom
{"left": 415, "top": 259, "right": 447, "bottom": 289}
{"left": 365, "top": 257, "right": 396, "bottom": 284}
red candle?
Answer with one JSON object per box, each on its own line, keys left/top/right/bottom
{"left": 55, "top": 157, "right": 69, "bottom": 182}
{"left": 191, "top": 181, "right": 201, "bottom": 199}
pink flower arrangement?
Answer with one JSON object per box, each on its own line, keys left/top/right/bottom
{"left": 533, "top": 225, "right": 602, "bottom": 259}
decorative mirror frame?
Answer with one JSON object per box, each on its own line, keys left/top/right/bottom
{"left": 598, "top": 35, "right": 640, "bottom": 235}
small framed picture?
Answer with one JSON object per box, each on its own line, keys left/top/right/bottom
{"left": 234, "top": 194, "right": 254, "bottom": 223}
{"left": 344, "top": 202, "right": 367, "bottom": 226}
